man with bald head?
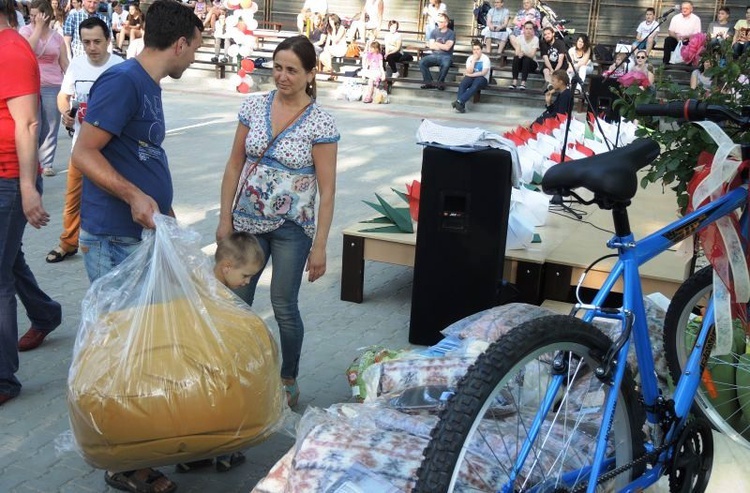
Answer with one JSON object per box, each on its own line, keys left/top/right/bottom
{"left": 663, "top": 1, "right": 702, "bottom": 64}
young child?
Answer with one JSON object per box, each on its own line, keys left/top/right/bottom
{"left": 213, "top": 231, "right": 265, "bottom": 291}
{"left": 194, "top": 0, "right": 208, "bottom": 21}
{"left": 361, "top": 40, "right": 385, "bottom": 103}
{"left": 176, "top": 232, "right": 264, "bottom": 473}
{"left": 212, "top": 11, "right": 231, "bottom": 63}
{"left": 534, "top": 69, "right": 572, "bottom": 125}
{"left": 603, "top": 51, "right": 629, "bottom": 79}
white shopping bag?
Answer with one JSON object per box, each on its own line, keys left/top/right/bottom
{"left": 506, "top": 200, "right": 536, "bottom": 250}
{"left": 517, "top": 146, "right": 545, "bottom": 183}
{"left": 512, "top": 187, "right": 550, "bottom": 226}
{"left": 669, "top": 40, "right": 684, "bottom": 64}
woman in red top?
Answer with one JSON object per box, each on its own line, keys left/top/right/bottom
{"left": 0, "top": 0, "right": 61, "bottom": 407}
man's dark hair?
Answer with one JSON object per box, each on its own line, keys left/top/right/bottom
{"left": 1, "top": 0, "right": 17, "bottom": 27}
{"left": 471, "top": 38, "right": 482, "bottom": 47}
{"left": 645, "top": 7, "right": 655, "bottom": 14}
{"left": 719, "top": 6, "right": 730, "bottom": 15}
{"left": 144, "top": 0, "right": 203, "bottom": 50}
{"left": 79, "top": 16, "right": 110, "bottom": 39}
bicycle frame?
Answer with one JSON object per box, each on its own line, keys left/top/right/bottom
{"left": 502, "top": 184, "right": 749, "bottom": 493}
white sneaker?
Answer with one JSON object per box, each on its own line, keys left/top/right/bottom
{"left": 392, "top": 73, "right": 399, "bottom": 79}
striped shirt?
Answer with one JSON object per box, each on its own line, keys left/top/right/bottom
{"left": 63, "top": 10, "right": 110, "bottom": 59}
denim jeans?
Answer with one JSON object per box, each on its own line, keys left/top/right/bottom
{"left": 457, "top": 76, "right": 488, "bottom": 105}
{"left": 0, "top": 177, "right": 62, "bottom": 397}
{"left": 38, "top": 85, "right": 62, "bottom": 170}
{"left": 419, "top": 53, "right": 453, "bottom": 84}
{"left": 79, "top": 229, "right": 142, "bottom": 283}
{"left": 234, "top": 221, "right": 312, "bottom": 380}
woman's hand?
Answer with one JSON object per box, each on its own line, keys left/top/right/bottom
{"left": 216, "top": 218, "right": 233, "bottom": 243}
{"left": 305, "top": 245, "right": 326, "bottom": 282}
{"left": 34, "top": 12, "right": 50, "bottom": 30}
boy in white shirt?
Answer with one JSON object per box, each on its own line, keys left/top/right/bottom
{"left": 633, "top": 7, "right": 660, "bottom": 56}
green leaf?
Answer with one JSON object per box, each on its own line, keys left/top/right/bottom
{"left": 376, "top": 195, "right": 413, "bottom": 233}
{"left": 360, "top": 225, "right": 413, "bottom": 234}
{"left": 391, "top": 188, "right": 410, "bottom": 204}
{"left": 361, "top": 216, "right": 394, "bottom": 224}
{"left": 363, "top": 199, "right": 388, "bottom": 216}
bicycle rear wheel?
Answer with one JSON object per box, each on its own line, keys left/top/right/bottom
{"left": 414, "top": 315, "right": 645, "bottom": 493}
{"left": 664, "top": 265, "right": 750, "bottom": 447}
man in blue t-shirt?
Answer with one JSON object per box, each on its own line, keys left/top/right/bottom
{"left": 73, "top": 0, "right": 203, "bottom": 284}
{"left": 419, "top": 13, "right": 455, "bottom": 90}
{"left": 71, "top": 2, "right": 203, "bottom": 489}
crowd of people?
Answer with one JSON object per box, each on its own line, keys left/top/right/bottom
{"left": 294, "top": 0, "right": 747, "bottom": 117}
{"left": 2, "top": 0, "right": 748, "bottom": 491}
{"left": 2, "top": 0, "right": 340, "bottom": 490}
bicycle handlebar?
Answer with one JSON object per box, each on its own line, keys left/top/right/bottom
{"left": 635, "top": 100, "right": 749, "bottom": 127}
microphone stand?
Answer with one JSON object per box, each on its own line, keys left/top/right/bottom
{"left": 604, "top": 8, "right": 674, "bottom": 80}
{"left": 535, "top": 0, "right": 595, "bottom": 220}
{"left": 536, "top": 1, "right": 612, "bottom": 159}
{"left": 597, "top": 9, "right": 673, "bottom": 144}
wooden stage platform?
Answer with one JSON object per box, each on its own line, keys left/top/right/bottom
{"left": 340, "top": 183, "right": 691, "bottom": 305}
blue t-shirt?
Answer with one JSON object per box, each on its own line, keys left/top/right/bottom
{"left": 81, "top": 58, "right": 172, "bottom": 238}
{"left": 429, "top": 28, "right": 455, "bottom": 56}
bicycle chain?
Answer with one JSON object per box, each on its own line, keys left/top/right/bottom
{"left": 569, "top": 439, "right": 674, "bottom": 493}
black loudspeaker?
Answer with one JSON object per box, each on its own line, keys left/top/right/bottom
{"left": 409, "top": 146, "right": 513, "bottom": 346}
{"left": 588, "top": 75, "right": 621, "bottom": 122}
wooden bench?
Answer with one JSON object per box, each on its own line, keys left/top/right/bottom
{"left": 193, "top": 59, "right": 232, "bottom": 79}
{"left": 341, "top": 184, "right": 691, "bottom": 305}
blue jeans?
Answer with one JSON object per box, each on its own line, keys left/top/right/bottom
{"left": 734, "top": 41, "right": 748, "bottom": 58}
{"left": 234, "top": 221, "right": 312, "bottom": 380}
{"left": 79, "top": 229, "right": 142, "bottom": 283}
{"left": 419, "top": 53, "right": 453, "bottom": 84}
{"left": 457, "top": 75, "right": 488, "bottom": 104}
{"left": 38, "top": 85, "right": 61, "bottom": 170}
{"left": 0, "top": 177, "right": 62, "bottom": 397}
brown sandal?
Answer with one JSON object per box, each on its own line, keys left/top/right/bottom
{"left": 45, "top": 247, "right": 77, "bottom": 263}
{"left": 104, "top": 469, "right": 177, "bottom": 493}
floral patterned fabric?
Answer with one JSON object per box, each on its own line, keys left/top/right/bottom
{"left": 441, "top": 300, "right": 670, "bottom": 389}
{"left": 253, "top": 300, "right": 671, "bottom": 492}
{"left": 233, "top": 91, "right": 340, "bottom": 239}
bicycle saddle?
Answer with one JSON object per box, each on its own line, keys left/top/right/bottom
{"left": 541, "top": 138, "right": 660, "bottom": 203}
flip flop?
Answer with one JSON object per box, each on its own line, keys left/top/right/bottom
{"left": 175, "top": 458, "right": 213, "bottom": 473}
{"left": 45, "top": 247, "right": 77, "bottom": 263}
{"left": 284, "top": 381, "right": 300, "bottom": 408}
{"left": 215, "top": 452, "right": 246, "bottom": 472}
{"left": 105, "top": 469, "right": 176, "bottom": 493}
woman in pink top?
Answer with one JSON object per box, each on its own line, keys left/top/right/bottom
{"left": 20, "top": 0, "right": 69, "bottom": 176}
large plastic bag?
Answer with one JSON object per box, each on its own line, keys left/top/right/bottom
{"left": 67, "top": 214, "right": 286, "bottom": 471}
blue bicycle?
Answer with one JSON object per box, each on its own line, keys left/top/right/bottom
{"left": 414, "top": 101, "right": 750, "bottom": 493}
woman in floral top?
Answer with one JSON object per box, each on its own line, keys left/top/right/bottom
{"left": 217, "top": 36, "right": 340, "bottom": 408}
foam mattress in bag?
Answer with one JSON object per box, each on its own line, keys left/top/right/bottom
{"left": 66, "top": 215, "right": 284, "bottom": 471}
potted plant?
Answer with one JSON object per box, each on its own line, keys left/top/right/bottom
{"left": 613, "top": 39, "right": 750, "bottom": 211}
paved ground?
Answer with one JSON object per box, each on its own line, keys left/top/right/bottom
{"left": 1, "top": 77, "right": 542, "bottom": 493}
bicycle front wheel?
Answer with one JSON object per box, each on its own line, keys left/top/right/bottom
{"left": 664, "top": 265, "right": 750, "bottom": 447}
{"left": 414, "top": 315, "right": 645, "bottom": 493}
